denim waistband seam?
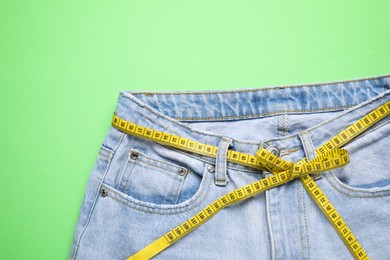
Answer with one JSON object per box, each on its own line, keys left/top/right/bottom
{"left": 120, "top": 88, "right": 389, "bottom": 148}
{"left": 120, "top": 91, "right": 270, "bottom": 145}
{"left": 123, "top": 74, "right": 390, "bottom": 95}
{"left": 171, "top": 105, "right": 354, "bottom": 121}
{"left": 119, "top": 92, "right": 318, "bottom": 146}
{"left": 120, "top": 92, "right": 247, "bottom": 140}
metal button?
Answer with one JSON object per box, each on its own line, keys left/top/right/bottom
{"left": 178, "top": 168, "right": 187, "bottom": 176}
{"left": 207, "top": 164, "right": 215, "bottom": 173}
{"left": 100, "top": 188, "right": 108, "bottom": 197}
{"left": 130, "top": 151, "right": 139, "bottom": 160}
{"left": 266, "top": 145, "right": 281, "bottom": 157}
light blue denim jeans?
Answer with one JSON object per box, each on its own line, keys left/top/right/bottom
{"left": 69, "top": 74, "right": 390, "bottom": 259}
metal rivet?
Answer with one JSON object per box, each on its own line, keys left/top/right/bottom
{"left": 178, "top": 168, "right": 187, "bottom": 176}
{"left": 207, "top": 164, "right": 215, "bottom": 173}
{"left": 100, "top": 188, "right": 107, "bottom": 197}
{"left": 266, "top": 145, "right": 281, "bottom": 157}
{"left": 130, "top": 151, "right": 139, "bottom": 160}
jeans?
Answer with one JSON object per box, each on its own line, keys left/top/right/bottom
{"left": 69, "top": 74, "right": 390, "bottom": 259}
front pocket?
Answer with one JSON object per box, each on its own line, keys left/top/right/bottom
{"left": 326, "top": 119, "right": 390, "bottom": 196}
{"left": 117, "top": 148, "right": 190, "bottom": 205}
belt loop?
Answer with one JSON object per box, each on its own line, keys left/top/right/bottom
{"left": 214, "top": 136, "right": 233, "bottom": 186}
{"left": 298, "top": 130, "right": 322, "bottom": 180}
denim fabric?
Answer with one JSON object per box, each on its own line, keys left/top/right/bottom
{"left": 69, "top": 74, "right": 390, "bottom": 260}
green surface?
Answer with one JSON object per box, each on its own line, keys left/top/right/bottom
{"left": 1, "top": 1, "right": 389, "bottom": 259}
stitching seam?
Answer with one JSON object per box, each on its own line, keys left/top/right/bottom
{"left": 263, "top": 91, "right": 390, "bottom": 144}
{"left": 302, "top": 187, "right": 311, "bottom": 260}
{"left": 119, "top": 88, "right": 390, "bottom": 149}
{"left": 170, "top": 106, "right": 353, "bottom": 121}
{"left": 70, "top": 131, "right": 126, "bottom": 260}
{"left": 297, "top": 183, "right": 305, "bottom": 258}
{"left": 266, "top": 190, "right": 277, "bottom": 260}
{"left": 123, "top": 74, "right": 390, "bottom": 95}
{"left": 299, "top": 132, "right": 312, "bottom": 260}
{"left": 325, "top": 172, "right": 390, "bottom": 198}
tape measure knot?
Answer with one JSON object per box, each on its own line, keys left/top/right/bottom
{"left": 254, "top": 147, "right": 351, "bottom": 182}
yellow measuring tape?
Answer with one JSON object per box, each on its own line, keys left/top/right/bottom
{"left": 111, "top": 100, "right": 390, "bottom": 260}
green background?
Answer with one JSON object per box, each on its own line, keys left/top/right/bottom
{"left": 1, "top": 1, "right": 389, "bottom": 259}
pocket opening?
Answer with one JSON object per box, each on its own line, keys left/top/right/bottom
{"left": 326, "top": 120, "right": 390, "bottom": 196}
{"left": 100, "top": 161, "right": 212, "bottom": 213}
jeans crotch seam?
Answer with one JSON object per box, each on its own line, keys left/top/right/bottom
{"left": 296, "top": 180, "right": 305, "bottom": 259}
{"left": 298, "top": 130, "right": 319, "bottom": 260}
{"left": 266, "top": 189, "right": 277, "bottom": 260}
{"left": 302, "top": 187, "right": 311, "bottom": 260}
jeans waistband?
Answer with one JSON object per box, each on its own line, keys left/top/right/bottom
{"left": 113, "top": 74, "right": 390, "bottom": 168}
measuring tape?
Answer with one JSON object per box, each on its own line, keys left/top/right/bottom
{"left": 111, "top": 100, "right": 390, "bottom": 260}
{"left": 112, "top": 116, "right": 271, "bottom": 171}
